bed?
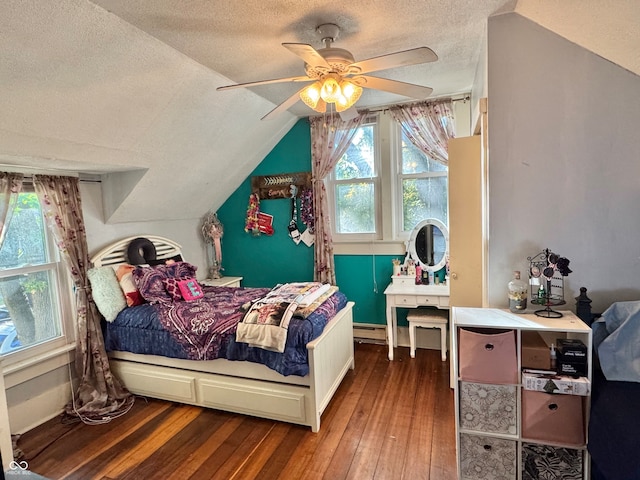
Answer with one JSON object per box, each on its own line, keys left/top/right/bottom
{"left": 90, "top": 235, "right": 355, "bottom": 432}
{"left": 575, "top": 290, "right": 640, "bottom": 480}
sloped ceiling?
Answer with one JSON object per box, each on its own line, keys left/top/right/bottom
{"left": 0, "top": 0, "right": 637, "bottom": 223}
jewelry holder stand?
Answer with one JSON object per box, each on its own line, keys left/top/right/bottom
{"left": 528, "top": 249, "right": 566, "bottom": 318}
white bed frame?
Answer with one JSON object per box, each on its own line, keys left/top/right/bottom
{"left": 91, "top": 235, "right": 355, "bottom": 432}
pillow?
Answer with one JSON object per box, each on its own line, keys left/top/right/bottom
{"left": 163, "top": 277, "right": 184, "bottom": 301}
{"left": 114, "top": 264, "right": 144, "bottom": 307}
{"left": 163, "top": 277, "right": 204, "bottom": 301}
{"left": 88, "top": 267, "right": 127, "bottom": 322}
{"left": 133, "top": 262, "right": 198, "bottom": 303}
{"left": 178, "top": 278, "right": 204, "bottom": 301}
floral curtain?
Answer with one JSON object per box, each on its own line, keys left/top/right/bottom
{"left": 388, "top": 99, "right": 456, "bottom": 166}
{"left": 310, "top": 112, "right": 368, "bottom": 284}
{"left": 0, "top": 172, "right": 23, "bottom": 245}
{"left": 33, "top": 175, "right": 133, "bottom": 422}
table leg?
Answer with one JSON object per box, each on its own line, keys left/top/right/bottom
{"left": 386, "top": 304, "right": 394, "bottom": 360}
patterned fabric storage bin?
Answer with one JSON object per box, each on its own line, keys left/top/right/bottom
{"left": 522, "top": 443, "right": 583, "bottom": 480}
{"left": 458, "top": 328, "right": 518, "bottom": 384}
{"left": 459, "top": 434, "right": 517, "bottom": 480}
{"left": 460, "top": 382, "right": 517, "bottom": 435}
{"left": 522, "top": 391, "right": 585, "bottom": 446}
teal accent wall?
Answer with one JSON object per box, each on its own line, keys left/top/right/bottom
{"left": 217, "top": 117, "right": 405, "bottom": 326}
{"left": 217, "top": 119, "right": 314, "bottom": 288}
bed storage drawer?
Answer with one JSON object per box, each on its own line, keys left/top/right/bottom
{"left": 111, "top": 361, "right": 197, "bottom": 403}
{"left": 198, "top": 378, "right": 306, "bottom": 423}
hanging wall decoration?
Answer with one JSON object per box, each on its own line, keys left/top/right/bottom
{"left": 202, "top": 211, "right": 224, "bottom": 279}
{"left": 251, "top": 172, "right": 311, "bottom": 200}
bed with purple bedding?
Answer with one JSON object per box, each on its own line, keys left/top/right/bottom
{"left": 104, "top": 285, "right": 348, "bottom": 377}
{"left": 91, "top": 235, "right": 355, "bottom": 432}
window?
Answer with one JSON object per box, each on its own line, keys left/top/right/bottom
{"left": 0, "top": 187, "right": 72, "bottom": 361}
{"left": 397, "top": 129, "right": 448, "bottom": 234}
{"left": 327, "top": 113, "right": 450, "bottom": 247}
{"left": 328, "top": 117, "right": 381, "bottom": 240}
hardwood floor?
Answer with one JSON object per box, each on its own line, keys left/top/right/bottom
{"left": 17, "top": 343, "right": 457, "bottom": 480}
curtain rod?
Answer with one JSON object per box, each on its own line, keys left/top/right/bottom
{"left": 370, "top": 95, "right": 470, "bottom": 114}
{"left": 2, "top": 172, "right": 102, "bottom": 184}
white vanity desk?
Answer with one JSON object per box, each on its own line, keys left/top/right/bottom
{"left": 383, "top": 281, "right": 450, "bottom": 360}
{"left": 384, "top": 217, "right": 450, "bottom": 361}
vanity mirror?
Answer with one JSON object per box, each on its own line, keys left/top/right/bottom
{"left": 407, "top": 218, "right": 449, "bottom": 272}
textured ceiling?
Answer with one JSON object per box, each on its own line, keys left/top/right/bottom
{"left": 0, "top": 0, "right": 638, "bottom": 223}
{"left": 92, "top": 0, "right": 516, "bottom": 116}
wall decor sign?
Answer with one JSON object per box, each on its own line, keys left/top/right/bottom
{"left": 251, "top": 172, "right": 311, "bottom": 200}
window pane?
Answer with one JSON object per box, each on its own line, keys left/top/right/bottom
{"left": 335, "top": 183, "right": 375, "bottom": 233}
{"left": 403, "top": 177, "right": 448, "bottom": 231}
{"left": 335, "top": 125, "right": 375, "bottom": 180}
{"left": 0, "top": 270, "right": 61, "bottom": 354}
{"left": 401, "top": 133, "right": 447, "bottom": 174}
{"left": 0, "top": 192, "right": 47, "bottom": 269}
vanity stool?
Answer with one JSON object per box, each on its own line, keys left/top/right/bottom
{"left": 407, "top": 308, "right": 449, "bottom": 361}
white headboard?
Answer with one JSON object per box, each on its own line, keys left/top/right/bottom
{"left": 91, "top": 235, "right": 183, "bottom": 267}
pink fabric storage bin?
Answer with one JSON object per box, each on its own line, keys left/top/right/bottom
{"left": 458, "top": 328, "right": 518, "bottom": 384}
{"left": 522, "top": 390, "right": 585, "bottom": 446}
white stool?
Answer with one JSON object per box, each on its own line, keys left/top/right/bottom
{"left": 407, "top": 308, "right": 449, "bottom": 361}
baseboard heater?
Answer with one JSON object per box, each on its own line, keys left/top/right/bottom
{"left": 353, "top": 323, "right": 387, "bottom": 344}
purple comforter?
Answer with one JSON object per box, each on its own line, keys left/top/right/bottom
{"left": 105, "top": 286, "right": 348, "bottom": 376}
{"left": 157, "top": 286, "right": 270, "bottom": 360}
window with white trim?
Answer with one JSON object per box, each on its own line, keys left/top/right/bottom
{"left": 327, "top": 115, "right": 382, "bottom": 241}
{"left": 327, "top": 113, "right": 449, "bottom": 245}
{"left": 0, "top": 187, "right": 73, "bottom": 363}
{"left": 397, "top": 128, "right": 448, "bottom": 235}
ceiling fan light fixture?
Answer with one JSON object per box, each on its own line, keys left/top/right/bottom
{"left": 336, "top": 80, "right": 362, "bottom": 111}
{"left": 300, "top": 81, "right": 323, "bottom": 110}
{"left": 319, "top": 73, "right": 343, "bottom": 103}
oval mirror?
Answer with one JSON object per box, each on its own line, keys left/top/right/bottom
{"left": 408, "top": 218, "right": 449, "bottom": 272}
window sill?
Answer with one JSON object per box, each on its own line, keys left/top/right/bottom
{"left": 3, "top": 343, "right": 75, "bottom": 389}
{"left": 333, "top": 241, "right": 406, "bottom": 256}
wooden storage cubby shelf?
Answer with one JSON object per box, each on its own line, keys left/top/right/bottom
{"left": 451, "top": 307, "right": 592, "bottom": 480}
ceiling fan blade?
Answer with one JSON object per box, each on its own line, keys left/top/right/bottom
{"left": 260, "top": 87, "right": 307, "bottom": 121}
{"left": 282, "top": 43, "right": 330, "bottom": 69}
{"left": 349, "top": 47, "right": 438, "bottom": 74}
{"left": 355, "top": 76, "right": 433, "bottom": 99}
{"left": 217, "top": 75, "right": 311, "bottom": 91}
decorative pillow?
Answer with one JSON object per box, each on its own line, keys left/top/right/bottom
{"left": 178, "top": 278, "right": 204, "bottom": 301}
{"left": 163, "top": 277, "right": 184, "bottom": 301}
{"left": 88, "top": 267, "right": 127, "bottom": 322}
{"left": 133, "top": 262, "right": 198, "bottom": 303}
{"left": 114, "top": 264, "right": 144, "bottom": 307}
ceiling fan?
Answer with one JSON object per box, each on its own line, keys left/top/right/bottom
{"left": 217, "top": 23, "right": 438, "bottom": 121}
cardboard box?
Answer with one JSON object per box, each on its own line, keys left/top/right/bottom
{"left": 522, "top": 370, "right": 591, "bottom": 396}
{"left": 521, "top": 331, "right": 551, "bottom": 370}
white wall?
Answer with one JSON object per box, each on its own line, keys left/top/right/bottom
{"left": 487, "top": 13, "right": 640, "bottom": 313}
{"left": 81, "top": 182, "right": 208, "bottom": 275}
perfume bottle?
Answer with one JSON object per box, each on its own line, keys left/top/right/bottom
{"left": 508, "top": 270, "right": 527, "bottom": 313}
